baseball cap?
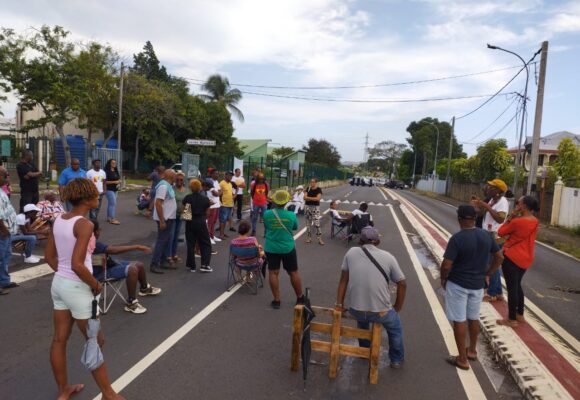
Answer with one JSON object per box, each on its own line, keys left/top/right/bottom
{"left": 487, "top": 179, "right": 508, "bottom": 193}
{"left": 271, "top": 190, "right": 291, "bottom": 206}
{"left": 360, "top": 226, "right": 380, "bottom": 242}
{"left": 24, "top": 204, "right": 41, "bottom": 213}
{"left": 457, "top": 205, "right": 477, "bottom": 220}
{"left": 204, "top": 178, "right": 214, "bottom": 186}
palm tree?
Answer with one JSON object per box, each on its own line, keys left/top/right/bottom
{"left": 199, "top": 74, "right": 244, "bottom": 122}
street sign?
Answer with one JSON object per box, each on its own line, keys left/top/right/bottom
{"left": 186, "top": 139, "right": 216, "bottom": 146}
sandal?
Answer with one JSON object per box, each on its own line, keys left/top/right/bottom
{"left": 497, "top": 319, "right": 518, "bottom": 328}
{"left": 108, "top": 219, "right": 121, "bottom": 225}
{"left": 466, "top": 348, "right": 478, "bottom": 361}
{"left": 172, "top": 256, "right": 182, "bottom": 263}
{"left": 483, "top": 295, "right": 498, "bottom": 302}
{"left": 446, "top": 355, "right": 469, "bottom": 371}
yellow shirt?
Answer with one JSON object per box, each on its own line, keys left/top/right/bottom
{"left": 220, "top": 180, "right": 234, "bottom": 207}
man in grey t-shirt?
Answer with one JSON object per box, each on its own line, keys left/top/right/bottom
{"left": 150, "top": 169, "right": 177, "bottom": 274}
{"left": 335, "top": 227, "right": 407, "bottom": 368}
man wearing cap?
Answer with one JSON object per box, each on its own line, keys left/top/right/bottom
{"left": 335, "top": 226, "right": 407, "bottom": 368}
{"left": 441, "top": 205, "right": 503, "bottom": 370}
{"left": 263, "top": 189, "right": 304, "bottom": 309}
{"left": 218, "top": 171, "right": 235, "bottom": 240}
{"left": 471, "top": 179, "right": 509, "bottom": 302}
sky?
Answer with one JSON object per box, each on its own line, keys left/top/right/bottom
{"left": 1, "top": 0, "right": 579, "bottom": 161}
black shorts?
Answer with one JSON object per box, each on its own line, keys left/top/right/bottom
{"left": 266, "top": 249, "right": 298, "bottom": 273}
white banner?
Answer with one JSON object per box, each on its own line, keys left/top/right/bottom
{"left": 233, "top": 157, "right": 244, "bottom": 175}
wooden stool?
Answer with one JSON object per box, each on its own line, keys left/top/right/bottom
{"left": 291, "top": 305, "right": 383, "bottom": 384}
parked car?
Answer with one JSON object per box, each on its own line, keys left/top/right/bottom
{"left": 169, "top": 163, "right": 183, "bottom": 173}
{"left": 386, "top": 180, "right": 405, "bottom": 189}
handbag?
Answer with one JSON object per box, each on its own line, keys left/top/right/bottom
{"left": 181, "top": 203, "right": 192, "bottom": 221}
{"left": 362, "top": 246, "right": 389, "bottom": 284}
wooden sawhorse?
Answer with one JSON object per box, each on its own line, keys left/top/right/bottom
{"left": 291, "top": 305, "right": 383, "bottom": 384}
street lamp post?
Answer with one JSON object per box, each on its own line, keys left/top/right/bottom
{"left": 428, "top": 123, "right": 440, "bottom": 193}
{"left": 487, "top": 44, "right": 530, "bottom": 197}
{"left": 411, "top": 147, "right": 417, "bottom": 188}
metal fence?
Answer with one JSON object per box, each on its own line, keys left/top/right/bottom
{"left": 91, "top": 147, "right": 123, "bottom": 172}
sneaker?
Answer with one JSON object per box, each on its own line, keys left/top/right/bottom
{"left": 2, "top": 282, "right": 19, "bottom": 289}
{"left": 24, "top": 256, "right": 40, "bottom": 263}
{"left": 210, "top": 238, "right": 216, "bottom": 245}
{"left": 271, "top": 300, "right": 281, "bottom": 310}
{"left": 139, "top": 284, "right": 161, "bottom": 296}
{"left": 390, "top": 362, "right": 403, "bottom": 369}
{"left": 200, "top": 265, "right": 213, "bottom": 273}
{"left": 190, "top": 267, "right": 196, "bottom": 272}
{"left": 214, "top": 237, "right": 222, "bottom": 242}
{"left": 124, "top": 300, "right": 147, "bottom": 314}
{"left": 150, "top": 264, "right": 164, "bottom": 274}
{"left": 211, "top": 250, "right": 218, "bottom": 255}
{"left": 195, "top": 253, "right": 201, "bottom": 258}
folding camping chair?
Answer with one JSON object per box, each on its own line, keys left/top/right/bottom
{"left": 226, "top": 242, "right": 265, "bottom": 295}
{"left": 94, "top": 255, "right": 127, "bottom": 314}
{"left": 347, "top": 214, "right": 372, "bottom": 245}
{"left": 330, "top": 211, "right": 350, "bottom": 241}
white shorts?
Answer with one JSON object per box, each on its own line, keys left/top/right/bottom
{"left": 51, "top": 275, "right": 97, "bottom": 320}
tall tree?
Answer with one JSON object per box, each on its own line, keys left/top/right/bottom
{"left": 474, "top": 139, "right": 511, "bottom": 181}
{"left": 302, "top": 138, "right": 341, "bottom": 168}
{"left": 555, "top": 138, "right": 580, "bottom": 182}
{"left": 0, "top": 25, "right": 85, "bottom": 166}
{"left": 132, "top": 41, "right": 170, "bottom": 82}
{"left": 199, "top": 74, "right": 244, "bottom": 122}
{"left": 366, "top": 140, "right": 406, "bottom": 177}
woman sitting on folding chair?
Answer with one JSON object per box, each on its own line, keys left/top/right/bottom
{"left": 230, "top": 220, "right": 267, "bottom": 287}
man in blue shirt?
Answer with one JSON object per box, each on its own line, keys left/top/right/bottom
{"left": 441, "top": 205, "right": 503, "bottom": 371}
{"left": 58, "top": 158, "right": 86, "bottom": 210}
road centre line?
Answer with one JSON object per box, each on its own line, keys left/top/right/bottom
{"left": 386, "top": 188, "right": 580, "bottom": 363}
{"left": 387, "top": 205, "right": 487, "bottom": 400}
{"left": 94, "top": 208, "right": 329, "bottom": 399}
{"left": 377, "top": 186, "right": 389, "bottom": 201}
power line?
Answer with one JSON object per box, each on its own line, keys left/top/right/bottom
{"left": 461, "top": 102, "right": 521, "bottom": 145}
{"left": 461, "top": 94, "right": 519, "bottom": 143}
{"left": 455, "top": 65, "right": 526, "bottom": 120}
{"left": 185, "top": 65, "right": 525, "bottom": 90}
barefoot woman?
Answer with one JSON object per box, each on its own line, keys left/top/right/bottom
{"left": 45, "top": 178, "right": 123, "bottom": 400}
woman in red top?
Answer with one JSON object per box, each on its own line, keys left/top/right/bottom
{"left": 497, "top": 195, "right": 539, "bottom": 327}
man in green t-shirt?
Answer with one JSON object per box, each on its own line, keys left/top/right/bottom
{"left": 263, "top": 190, "right": 304, "bottom": 309}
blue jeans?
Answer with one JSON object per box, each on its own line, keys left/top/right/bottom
{"left": 152, "top": 219, "right": 174, "bottom": 265}
{"left": 487, "top": 269, "right": 503, "bottom": 297}
{"left": 251, "top": 204, "right": 267, "bottom": 233}
{"left": 105, "top": 191, "right": 117, "bottom": 220}
{"left": 167, "top": 216, "right": 182, "bottom": 258}
{"left": 349, "top": 308, "right": 405, "bottom": 364}
{"left": 11, "top": 234, "right": 37, "bottom": 258}
{"left": 0, "top": 234, "right": 13, "bottom": 286}
{"left": 89, "top": 193, "right": 104, "bottom": 220}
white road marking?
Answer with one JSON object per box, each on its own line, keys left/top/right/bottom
{"left": 11, "top": 263, "right": 54, "bottom": 283}
{"left": 378, "top": 186, "right": 390, "bottom": 201}
{"left": 95, "top": 208, "right": 330, "bottom": 398}
{"left": 387, "top": 205, "right": 487, "bottom": 400}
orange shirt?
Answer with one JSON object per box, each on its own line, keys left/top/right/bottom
{"left": 498, "top": 217, "right": 539, "bottom": 269}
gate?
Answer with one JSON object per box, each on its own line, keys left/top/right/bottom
{"left": 92, "top": 148, "right": 123, "bottom": 174}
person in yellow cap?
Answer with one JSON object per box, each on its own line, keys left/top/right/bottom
{"left": 471, "top": 179, "right": 509, "bottom": 302}
{"left": 262, "top": 190, "right": 304, "bottom": 309}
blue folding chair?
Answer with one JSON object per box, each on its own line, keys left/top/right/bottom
{"left": 227, "top": 243, "right": 265, "bottom": 294}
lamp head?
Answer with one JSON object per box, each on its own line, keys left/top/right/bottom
{"left": 487, "top": 43, "right": 498, "bottom": 50}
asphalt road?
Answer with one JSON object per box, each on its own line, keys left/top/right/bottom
{"left": 395, "top": 189, "right": 580, "bottom": 340}
{"left": 1, "top": 186, "right": 521, "bottom": 399}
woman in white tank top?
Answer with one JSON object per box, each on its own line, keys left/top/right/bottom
{"left": 45, "top": 178, "right": 124, "bottom": 400}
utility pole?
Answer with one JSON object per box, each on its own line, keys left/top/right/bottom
{"left": 527, "top": 41, "right": 549, "bottom": 195}
{"left": 445, "top": 117, "right": 455, "bottom": 196}
{"left": 412, "top": 148, "right": 417, "bottom": 188}
{"left": 117, "top": 62, "right": 124, "bottom": 174}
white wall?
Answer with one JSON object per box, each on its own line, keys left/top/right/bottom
{"left": 558, "top": 187, "right": 580, "bottom": 228}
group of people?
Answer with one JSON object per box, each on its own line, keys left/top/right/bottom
{"left": 441, "top": 179, "right": 539, "bottom": 370}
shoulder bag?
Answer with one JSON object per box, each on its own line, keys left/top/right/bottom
{"left": 271, "top": 209, "right": 293, "bottom": 238}
{"left": 361, "top": 246, "right": 389, "bottom": 284}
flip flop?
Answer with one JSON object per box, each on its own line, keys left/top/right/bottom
{"left": 446, "top": 355, "right": 470, "bottom": 371}
{"left": 466, "top": 349, "right": 478, "bottom": 361}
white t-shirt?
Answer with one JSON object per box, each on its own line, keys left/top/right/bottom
{"left": 292, "top": 192, "right": 304, "bottom": 203}
{"left": 483, "top": 196, "right": 509, "bottom": 233}
{"left": 153, "top": 184, "right": 177, "bottom": 221}
{"left": 16, "top": 213, "right": 29, "bottom": 234}
{"left": 86, "top": 169, "right": 107, "bottom": 193}
{"left": 352, "top": 209, "right": 373, "bottom": 222}
{"left": 232, "top": 176, "right": 245, "bottom": 195}
{"left": 208, "top": 180, "right": 221, "bottom": 209}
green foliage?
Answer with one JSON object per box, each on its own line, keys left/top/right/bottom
{"left": 303, "top": 138, "right": 341, "bottom": 168}
{"left": 554, "top": 138, "right": 580, "bottom": 181}
{"left": 474, "top": 139, "right": 511, "bottom": 181}
{"left": 132, "top": 41, "right": 170, "bottom": 82}
{"left": 366, "top": 140, "right": 407, "bottom": 177}
{"left": 449, "top": 157, "right": 479, "bottom": 183}
{"left": 200, "top": 74, "right": 244, "bottom": 122}
{"left": 272, "top": 146, "right": 295, "bottom": 159}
